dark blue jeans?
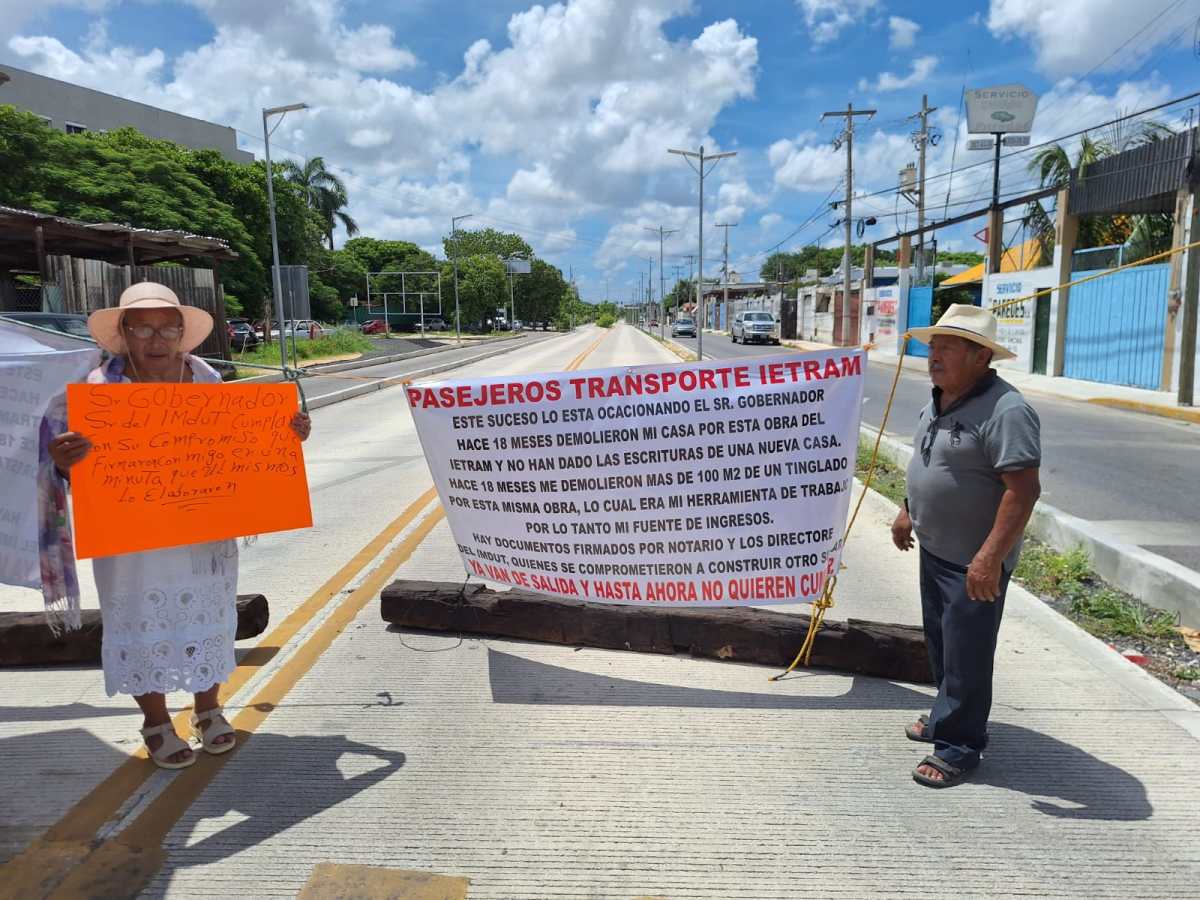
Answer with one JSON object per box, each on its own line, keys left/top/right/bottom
{"left": 920, "top": 548, "right": 1010, "bottom": 770}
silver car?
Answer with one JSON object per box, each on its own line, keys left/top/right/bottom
{"left": 731, "top": 310, "right": 780, "bottom": 345}
{"left": 671, "top": 316, "right": 696, "bottom": 337}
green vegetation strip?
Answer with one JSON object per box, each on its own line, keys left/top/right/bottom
{"left": 232, "top": 329, "right": 373, "bottom": 376}
{"left": 854, "top": 440, "right": 1198, "bottom": 698}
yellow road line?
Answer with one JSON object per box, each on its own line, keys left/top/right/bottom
{"left": 1, "top": 487, "right": 437, "bottom": 895}
{"left": 40, "top": 507, "right": 449, "bottom": 900}
{"left": 566, "top": 327, "right": 610, "bottom": 372}
{"left": 4, "top": 326, "right": 614, "bottom": 899}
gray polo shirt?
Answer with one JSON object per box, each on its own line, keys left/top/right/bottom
{"left": 905, "top": 370, "right": 1041, "bottom": 573}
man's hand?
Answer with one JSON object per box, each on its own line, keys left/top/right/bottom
{"left": 967, "top": 551, "right": 1002, "bottom": 602}
{"left": 48, "top": 431, "right": 92, "bottom": 473}
{"left": 891, "top": 508, "right": 914, "bottom": 551}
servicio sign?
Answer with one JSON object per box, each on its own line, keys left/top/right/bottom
{"left": 967, "top": 84, "right": 1038, "bottom": 134}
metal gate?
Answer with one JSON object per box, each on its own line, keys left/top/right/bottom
{"left": 1063, "top": 264, "right": 1169, "bottom": 389}
{"left": 906, "top": 285, "right": 933, "bottom": 358}
{"left": 780, "top": 297, "right": 797, "bottom": 339}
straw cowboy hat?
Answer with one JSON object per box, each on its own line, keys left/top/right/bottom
{"left": 907, "top": 303, "right": 1015, "bottom": 361}
{"left": 87, "top": 282, "right": 213, "bottom": 355}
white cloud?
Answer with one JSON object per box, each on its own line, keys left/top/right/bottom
{"left": 987, "top": 0, "right": 1195, "bottom": 76}
{"left": 759, "top": 212, "right": 783, "bottom": 230}
{"left": 858, "top": 55, "right": 938, "bottom": 92}
{"left": 7, "top": 0, "right": 759, "bottom": 272}
{"left": 796, "top": 0, "right": 879, "bottom": 44}
{"left": 888, "top": 16, "right": 919, "bottom": 49}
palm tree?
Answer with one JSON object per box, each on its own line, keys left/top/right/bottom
{"left": 1022, "top": 121, "right": 1174, "bottom": 262}
{"left": 281, "top": 156, "right": 360, "bottom": 250}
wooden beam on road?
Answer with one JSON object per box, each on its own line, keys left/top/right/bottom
{"left": 0, "top": 594, "right": 269, "bottom": 666}
{"left": 380, "top": 580, "right": 933, "bottom": 684}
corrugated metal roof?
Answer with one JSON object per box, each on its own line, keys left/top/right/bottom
{"left": 1068, "top": 128, "right": 1195, "bottom": 217}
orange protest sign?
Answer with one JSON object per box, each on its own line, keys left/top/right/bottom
{"left": 66, "top": 382, "right": 312, "bottom": 558}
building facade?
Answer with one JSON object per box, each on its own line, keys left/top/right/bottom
{"left": 0, "top": 63, "right": 253, "bottom": 164}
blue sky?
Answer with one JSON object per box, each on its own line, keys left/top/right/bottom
{"left": 3, "top": 0, "right": 1197, "bottom": 302}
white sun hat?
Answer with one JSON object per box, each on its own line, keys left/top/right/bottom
{"left": 907, "top": 303, "right": 1016, "bottom": 360}
{"left": 87, "top": 282, "right": 213, "bottom": 355}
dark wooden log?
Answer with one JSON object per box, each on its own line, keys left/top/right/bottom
{"left": 380, "top": 580, "right": 933, "bottom": 684}
{"left": 0, "top": 594, "right": 269, "bottom": 667}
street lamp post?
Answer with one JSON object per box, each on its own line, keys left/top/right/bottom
{"left": 668, "top": 146, "right": 736, "bottom": 360}
{"left": 262, "top": 102, "right": 308, "bottom": 371}
{"left": 451, "top": 214, "right": 473, "bottom": 345}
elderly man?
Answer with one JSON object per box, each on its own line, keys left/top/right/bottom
{"left": 890, "top": 304, "right": 1041, "bottom": 788}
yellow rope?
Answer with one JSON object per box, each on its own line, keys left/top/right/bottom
{"left": 988, "top": 235, "right": 1200, "bottom": 315}
{"left": 771, "top": 335, "right": 911, "bottom": 681}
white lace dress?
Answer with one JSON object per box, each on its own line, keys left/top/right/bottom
{"left": 88, "top": 356, "right": 239, "bottom": 697}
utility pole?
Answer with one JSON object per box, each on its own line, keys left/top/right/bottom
{"left": 908, "top": 94, "right": 937, "bottom": 284}
{"left": 671, "top": 264, "right": 684, "bottom": 318}
{"left": 715, "top": 222, "right": 737, "bottom": 330}
{"left": 645, "top": 226, "right": 678, "bottom": 339}
{"left": 451, "top": 213, "right": 473, "bottom": 344}
{"left": 669, "top": 146, "right": 737, "bottom": 359}
{"left": 821, "top": 104, "right": 875, "bottom": 346}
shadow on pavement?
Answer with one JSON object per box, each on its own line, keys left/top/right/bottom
{"left": 487, "top": 649, "right": 1151, "bottom": 821}
{"left": 152, "top": 732, "right": 405, "bottom": 876}
{"left": 487, "top": 647, "right": 932, "bottom": 710}
{"left": 0, "top": 702, "right": 132, "bottom": 722}
{"left": 972, "top": 722, "right": 1153, "bottom": 821}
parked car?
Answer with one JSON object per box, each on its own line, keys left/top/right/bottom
{"left": 414, "top": 317, "right": 448, "bottom": 332}
{"left": 227, "top": 318, "right": 260, "bottom": 351}
{"left": 360, "top": 319, "right": 388, "bottom": 335}
{"left": 671, "top": 316, "right": 696, "bottom": 338}
{"left": 1, "top": 311, "right": 93, "bottom": 340}
{"left": 510, "top": 319, "right": 524, "bottom": 331}
{"left": 731, "top": 310, "right": 780, "bottom": 345}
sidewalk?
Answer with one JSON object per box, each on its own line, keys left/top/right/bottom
{"left": 781, "top": 334, "right": 1200, "bottom": 424}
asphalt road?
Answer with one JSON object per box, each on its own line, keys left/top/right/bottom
{"left": 668, "top": 328, "right": 1200, "bottom": 573}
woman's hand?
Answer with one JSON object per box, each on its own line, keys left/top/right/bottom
{"left": 48, "top": 431, "right": 92, "bottom": 473}
{"left": 290, "top": 412, "right": 312, "bottom": 442}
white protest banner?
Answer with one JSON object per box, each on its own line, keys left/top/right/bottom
{"left": 0, "top": 319, "right": 99, "bottom": 590}
{"left": 406, "top": 349, "right": 865, "bottom": 607}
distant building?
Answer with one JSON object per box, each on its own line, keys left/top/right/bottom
{"left": 0, "top": 62, "right": 253, "bottom": 164}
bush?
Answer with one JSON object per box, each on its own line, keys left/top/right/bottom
{"left": 595, "top": 314, "right": 616, "bottom": 328}
{"left": 233, "top": 328, "right": 372, "bottom": 370}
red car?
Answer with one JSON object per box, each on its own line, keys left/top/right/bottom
{"left": 361, "top": 319, "right": 388, "bottom": 335}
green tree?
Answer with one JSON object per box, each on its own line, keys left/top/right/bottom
{"left": 514, "top": 259, "right": 567, "bottom": 323}
{"left": 441, "top": 254, "right": 507, "bottom": 327}
{"left": 280, "top": 156, "right": 359, "bottom": 250}
{"left": 443, "top": 227, "right": 533, "bottom": 262}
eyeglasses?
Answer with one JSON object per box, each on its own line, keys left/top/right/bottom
{"left": 920, "top": 418, "right": 938, "bottom": 466}
{"left": 124, "top": 324, "right": 183, "bottom": 341}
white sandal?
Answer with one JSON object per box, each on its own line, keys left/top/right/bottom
{"left": 191, "top": 707, "right": 237, "bottom": 755}
{"left": 141, "top": 722, "right": 197, "bottom": 770}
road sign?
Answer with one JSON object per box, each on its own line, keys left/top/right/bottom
{"left": 967, "top": 138, "right": 995, "bottom": 151}
{"left": 1002, "top": 134, "right": 1032, "bottom": 147}
{"left": 967, "top": 84, "right": 1038, "bottom": 134}
{"left": 974, "top": 227, "right": 989, "bottom": 245}
{"left": 504, "top": 257, "right": 532, "bottom": 275}
{"left": 348, "top": 295, "right": 358, "bottom": 307}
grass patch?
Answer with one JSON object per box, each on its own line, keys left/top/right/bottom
{"left": 852, "top": 438, "right": 1181, "bottom": 645}
{"left": 855, "top": 439, "right": 906, "bottom": 506}
{"left": 233, "top": 329, "right": 372, "bottom": 373}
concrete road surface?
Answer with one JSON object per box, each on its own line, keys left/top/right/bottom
{"left": 670, "top": 329, "right": 1200, "bottom": 574}
{"left": 2, "top": 322, "right": 1197, "bottom": 899}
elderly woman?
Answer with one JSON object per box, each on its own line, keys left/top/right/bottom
{"left": 48, "top": 282, "right": 311, "bottom": 769}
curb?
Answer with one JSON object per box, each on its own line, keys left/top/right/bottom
{"left": 860, "top": 423, "right": 1200, "bottom": 628}
{"left": 1086, "top": 396, "right": 1200, "bottom": 425}
{"left": 303, "top": 336, "right": 546, "bottom": 411}
{"left": 851, "top": 475, "right": 1200, "bottom": 724}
